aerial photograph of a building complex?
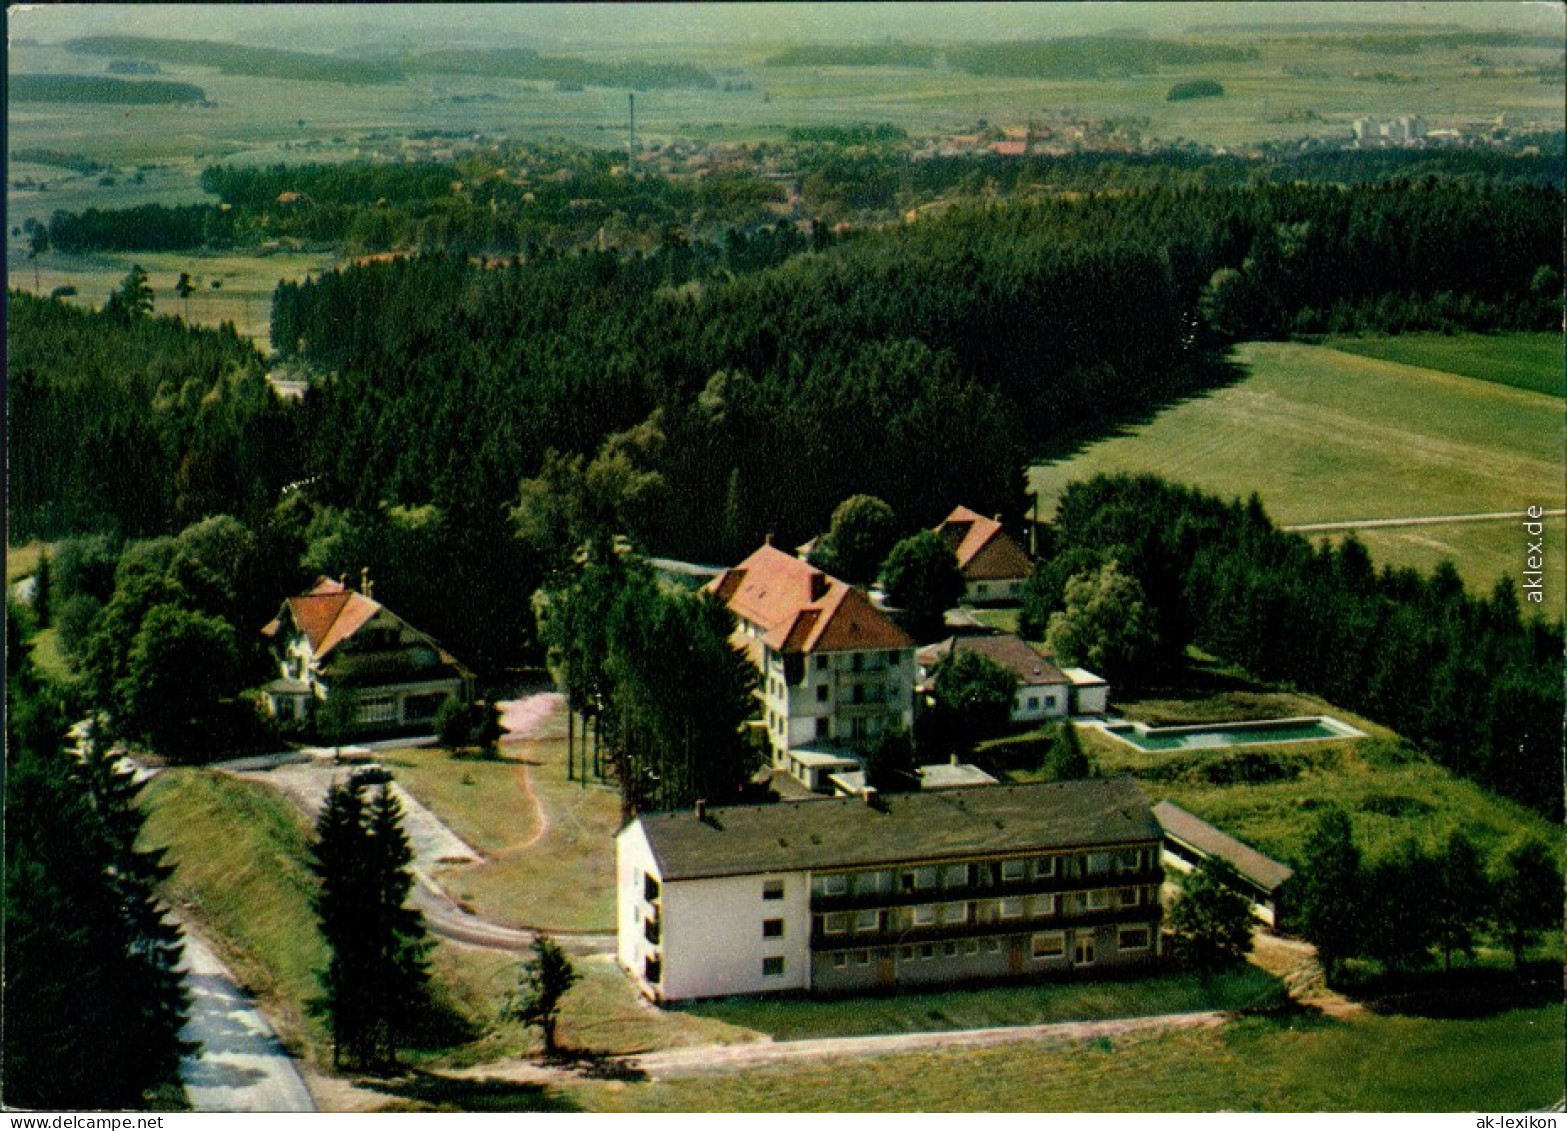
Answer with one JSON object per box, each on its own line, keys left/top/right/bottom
{"left": 3, "top": 0, "right": 1563, "bottom": 1115}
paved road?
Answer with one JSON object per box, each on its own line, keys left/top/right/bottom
{"left": 1285, "top": 508, "right": 1565, "bottom": 533}
{"left": 179, "top": 929, "right": 315, "bottom": 1113}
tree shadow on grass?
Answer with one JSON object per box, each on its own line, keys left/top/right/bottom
{"left": 366, "top": 1070, "right": 581, "bottom": 1113}
{"left": 1343, "top": 963, "right": 1560, "bottom": 1020}
{"left": 1030, "top": 349, "right": 1253, "bottom": 469}
{"left": 546, "top": 1047, "right": 649, "bottom": 1082}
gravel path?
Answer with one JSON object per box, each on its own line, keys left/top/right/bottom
{"left": 1285, "top": 508, "right": 1565, "bottom": 533}
{"left": 451, "top": 1009, "right": 1225, "bottom": 1086}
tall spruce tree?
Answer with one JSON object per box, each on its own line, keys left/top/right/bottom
{"left": 2, "top": 630, "right": 190, "bottom": 1109}
{"left": 311, "top": 777, "right": 431, "bottom": 1070}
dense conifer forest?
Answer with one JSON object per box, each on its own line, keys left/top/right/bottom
{"left": 8, "top": 163, "right": 1562, "bottom": 812}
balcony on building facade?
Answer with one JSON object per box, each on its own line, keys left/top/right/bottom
{"left": 809, "top": 893, "right": 1160, "bottom": 950}
{"left": 808, "top": 848, "right": 1160, "bottom": 911}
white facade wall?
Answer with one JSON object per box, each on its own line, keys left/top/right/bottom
{"left": 1012, "top": 683, "right": 1070, "bottom": 724}
{"left": 661, "top": 870, "right": 810, "bottom": 1000}
{"left": 754, "top": 642, "right": 915, "bottom": 757}
{"left": 1073, "top": 685, "right": 1110, "bottom": 716}
{"left": 617, "top": 822, "right": 658, "bottom": 991}
{"left": 618, "top": 822, "right": 811, "bottom": 1001}
{"left": 965, "top": 577, "right": 1025, "bottom": 605}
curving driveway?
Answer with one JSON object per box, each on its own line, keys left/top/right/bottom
{"left": 179, "top": 929, "right": 315, "bottom": 1112}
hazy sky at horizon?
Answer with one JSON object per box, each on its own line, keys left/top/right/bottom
{"left": 10, "top": 2, "right": 1562, "bottom": 53}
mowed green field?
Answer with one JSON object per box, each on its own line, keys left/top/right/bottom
{"left": 1330, "top": 333, "right": 1567, "bottom": 398}
{"left": 1031, "top": 339, "right": 1566, "bottom": 607}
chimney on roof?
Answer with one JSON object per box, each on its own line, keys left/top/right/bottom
{"left": 695, "top": 798, "right": 707, "bottom": 820}
{"left": 765, "top": 532, "right": 774, "bottom": 546}
{"left": 360, "top": 566, "right": 370, "bottom": 594}
{"left": 863, "top": 785, "right": 879, "bottom": 808}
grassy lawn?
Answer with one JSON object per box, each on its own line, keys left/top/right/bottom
{"left": 1030, "top": 340, "right": 1566, "bottom": 604}
{"left": 5, "top": 541, "right": 45, "bottom": 582}
{"left": 1058, "top": 687, "right": 1561, "bottom": 868}
{"left": 1329, "top": 333, "right": 1566, "bottom": 398}
{"left": 967, "top": 606, "right": 1021, "bottom": 635}
{"left": 557, "top": 1005, "right": 1565, "bottom": 1112}
{"left": 423, "top": 951, "right": 760, "bottom": 1069}
{"left": 26, "top": 626, "right": 78, "bottom": 689}
{"left": 376, "top": 713, "right": 623, "bottom": 932}
{"left": 138, "top": 768, "right": 332, "bottom": 1059}
{"left": 677, "top": 965, "right": 1284, "bottom": 1042}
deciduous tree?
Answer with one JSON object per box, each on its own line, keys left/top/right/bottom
{"left": 813, "top": 494, "right": 897, "bottom": 585}
{"left": 1296, "top": 806, "right": 1362, "bottom": 983}
{"left": 881, "top": 531, "right": 964, "bottom": 641}
{"left": 932, "top": 648, "right": 1018, "bottom": 743}
{"left": 1045, "top": 559, "right": 1159, "bottom": 685}
{"left": 1168, "top": 859, "right": 1255, "bottom": 974}
{"left": 1492, "top": 838, "right": 1563, "bottom": 969}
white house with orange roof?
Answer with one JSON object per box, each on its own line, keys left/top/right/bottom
{"left": 708, "top": 544, "right": 915, "bottom": 789}
{"left": 933, "top": 505, "right": 1033, "bottom": 605}
{"left": 260, "top": 576, "right": 475, "bottom": 737}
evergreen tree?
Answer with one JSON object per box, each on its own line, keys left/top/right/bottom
{"left": 105, "top": 263, "right": 155, "bottom": 321}
{"left": 1038, "top": 720, "right": 1091, "bottom": 780}
{"left": 1168, "top": 859, "right": 1255, "bottom": 974}
{"left": 505, "top": 935, "right": 581, "bottom": 1059}
{"left": 32, "top": 546, "right": 52, "bottom": 628}
{"left": 2, "top": 639, "right": 190, "bottom": 1109}
{"left": 1296, "top": 806, "right": 1362, "bottom": 983}
{"left": 310, "top": 777, "right": 431, "bottom": 1070}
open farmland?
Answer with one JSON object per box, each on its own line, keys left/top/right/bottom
{"left": 1031, "top": 339, "right": 1567, "bottom": 605}
{"left": 1330, "top": 332, "right": 1566, "bottom": 397}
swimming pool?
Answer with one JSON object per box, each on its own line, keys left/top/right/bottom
{"left": 1099, "top": 715, "right": 1364, "bottom": 752}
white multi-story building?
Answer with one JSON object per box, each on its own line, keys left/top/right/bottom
{"left": 617, "top": 778, "right": 1167, "bottom": 1002}
{"left": 709, "top": 544, "right": 915, "bottom": 789}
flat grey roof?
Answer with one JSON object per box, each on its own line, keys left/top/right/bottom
{"left": 635, "top": 778, "right": 1161, "bottom": 882}
{"left": 1153, "top": 800, "right": 1294, "bottom": 893}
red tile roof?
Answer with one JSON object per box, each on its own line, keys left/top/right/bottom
{"left": 935, "top": 506, "right": 1032, "bottom": 582}
{"left": 708, "top": 544, "right": 912, "bottom": 655}
{"left": 263, "top": 577, "right": 380, "bottom": 659}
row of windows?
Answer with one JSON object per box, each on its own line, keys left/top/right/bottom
{"left": 355, "top": 695, "right": 399, "bottom": 724}
{"left": 818, "top": 886, "right": 1152, "bottom": 934}
{"left": 812, "top": 850, "right": 1150, "bottom": 898}
{"left": 822, "top": 925, "right": 1155, "bottom": 970}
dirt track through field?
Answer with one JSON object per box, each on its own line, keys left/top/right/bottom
{"left": 449, "top": 1009, "right": 1227, "bottom": 1087}
{"left": 1285, "top": 508, "right": 1565, "bottom": 533}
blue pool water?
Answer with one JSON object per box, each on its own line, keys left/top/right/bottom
{"left": 1100, "top": 716, "right": 1363, "bottom": 752}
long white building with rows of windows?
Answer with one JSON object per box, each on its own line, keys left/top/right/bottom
{"left": 617, "top": 777, "right": 1166, "bottom": 1002}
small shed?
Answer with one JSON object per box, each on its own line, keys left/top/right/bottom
{"left": 1153, "top": 800, "right": 1294, "bottom": 927}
